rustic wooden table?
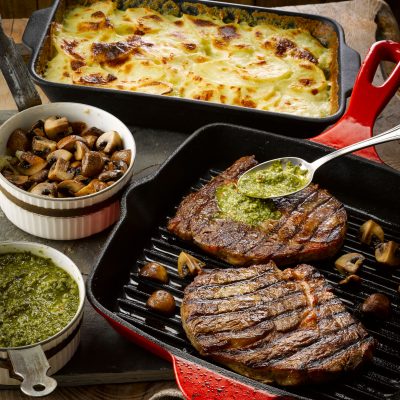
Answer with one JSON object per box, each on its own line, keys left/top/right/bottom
{"left": 1, "top": 0, "right": 400, "bottom": 399}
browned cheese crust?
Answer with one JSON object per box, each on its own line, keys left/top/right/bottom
{"left": 181, "top": 262, "right": 376, "bottom": 386}
{"left": 168, "top": 156, "right": 347, "bottom": 266}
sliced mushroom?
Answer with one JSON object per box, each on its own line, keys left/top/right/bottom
{"left": 29, "top": 169, "right": 49, "bottom": 183}
{"left": 74, "top": 175, "right": 91, "bottom": 185}
{"left": 47, "top": 149, "right": 73, "bottom": 164}
{"left": 44, "top": 116, "right": 69, "bottom": 140}
{"left": 177, "top": 251, "right": 205, "bottom": 277}
{"left": 139, "top": 262, "right": 169, "bottom": 284}
{"left": 99, "top": 152, "right": 111, "bottom": 164}
{"left": 29, "top": 182, "right": 57, "bottom": 197}
{"left": 70, "top": 121, "right": 87, "bottom": 135}
{"left": 48, "top": 158, "right": 74, "bottom": 181}
{"left": 375, "top": 241, "right": 400, "bottom": 267}
{"left": 74, "top": 141, "right": 89, "bottom": 161}
{"left": 16, "top": 151, "right": 47, "bottom": 176}
{"left": 361, "top": 293, "right": 391, "bottom": 320}
{"left": 82, "top": 126, "right": 104, "bottom": 137}
{"left": 98, "top": 170, "right": 123, "bottom": 182}
{"left": 109, "top": 160, "right": 128, "bottom": 173}
{"left": 58, "top": 179, "right": 85, "bottom": 196}
{"left": 111, "top": 149, "right": 131, "bottom": 165}
{"left": 81, "top": 151, "right": 104, "bottom": 177}
{"left": 335, "top": 253, "right": 365, "bottom": 275}
{"left": 339, "top": 274, "right": 362, "bottom": 286}
{"left": 146, "top": 290, "right": 176, "bottom": 316}
{"left": 70, "top": 160, "right": 81, "bottom": 168}
{"left": 5, "top": 174, "right": 29, "bottom": 188}
{"left": 359, "top": 220, "right": 384, "bottom": 246}
{"left": 75, "top": 179, "right": 107, "bottom": 196}
{"left": 57, "top": 135, "right": 87, "bottom": 151}
{"left": 7, "top": 129, "right": 30, "bottom": 155}
{"left": 96, "top": 131, "right": 122, "bottom": 154}
{"left": 29, "top": 120, "right": 45, "bottom": 137}
{"left": 83, "top": 134, "right": 97, "bottom": 149}
{"left": 32, "top": 136, "right": 57, "bottom": 156}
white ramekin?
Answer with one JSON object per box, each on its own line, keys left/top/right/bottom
{"left": 0, "top": 103, "right": 136, "bottom": 240}
{"left": 0, "top": 242, "right": 85, "bottom": 396}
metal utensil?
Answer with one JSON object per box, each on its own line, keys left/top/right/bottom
{"left": 238, "top": 124, "right": 400, "bottom": 199}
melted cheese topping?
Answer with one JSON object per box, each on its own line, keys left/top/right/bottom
{"left": 45, "top": 1, "right": 335, "bottom": 117}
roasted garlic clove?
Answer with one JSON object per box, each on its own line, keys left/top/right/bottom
{"left": 335, "top": 253, "right": 365, "bottom": 275}
{"left": 359, "top": 220, "right": 384, "bottom": 246}
{"left": 375, "top": 241, "right": 400, "bottom": 267}
{"left": 177, "top": 251, "right": 205, "bottom": 277}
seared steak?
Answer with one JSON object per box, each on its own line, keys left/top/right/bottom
{"left": 181, "top": 262, "right": 376, "bottom": 386}
{"left": 168, "top": 156, "right": 347, "bottom": 266}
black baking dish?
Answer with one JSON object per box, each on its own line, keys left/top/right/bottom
{"left": 87, "top": 123, "right": 400, "bottom": 400}
{"left": 22, "top": 0, "right": 359, "bottom": 136}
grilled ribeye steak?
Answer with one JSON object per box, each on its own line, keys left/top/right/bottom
{"left": 181, "top": 262, "right": 376, "bottom": 386}
{"left": 168, "top": 156, "right": 347, "bottom": 266}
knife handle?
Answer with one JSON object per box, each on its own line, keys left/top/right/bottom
{"left": 312, "top": 40, "right": 400, "bottom": 162}
{"left": 172, "top": 356, "right": 283, "bottom": 400}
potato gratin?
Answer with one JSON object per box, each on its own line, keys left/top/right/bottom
{"left": 45, "top": 0, "right": 337, "bottom": 117}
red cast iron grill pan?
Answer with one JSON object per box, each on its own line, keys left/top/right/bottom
{"left": 87, "top": 40, "right": 400, "bottom": 400}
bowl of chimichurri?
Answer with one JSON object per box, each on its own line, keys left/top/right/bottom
{"left": 0, "top": 242, "right": 85, "bottom": 396}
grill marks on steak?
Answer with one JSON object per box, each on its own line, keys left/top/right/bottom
{"left": 168, "top": 156, "right": 347, "bottom": 266}
{"left": 181, "top": 263, "right": 376, "bottom": 385}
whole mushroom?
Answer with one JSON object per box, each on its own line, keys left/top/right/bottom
{"left": 7, "top": 129, "right": 30, "bottom": 155}
{"left": 81, "top": 151, "right": 104, "bottom": 177}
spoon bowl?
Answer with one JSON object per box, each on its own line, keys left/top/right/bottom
{"left": 238, "top": 124, "right": 400, "bottom": 199}
{"left": 237, "top": 157, "right": 314, "bottom": 199}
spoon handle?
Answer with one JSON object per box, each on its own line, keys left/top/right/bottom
{"left": 311, "top": 124, "right": 400, "bottom": 170}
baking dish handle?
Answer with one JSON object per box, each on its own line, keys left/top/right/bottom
{"left": 311, "top": 40, "right": 400, "bottom": 161}
{"left": 22, "top": 7, "right": 53, "bottom": 52}
{"left": 172, "top": 356, "right": 283, "bottom": 400}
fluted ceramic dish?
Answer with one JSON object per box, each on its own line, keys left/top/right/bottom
{"left": 0, "top": 102, "right": 136, "bottom": 239}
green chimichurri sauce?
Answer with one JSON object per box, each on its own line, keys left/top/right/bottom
{"left": 0, "top": 252, "right": 79, "bottom": 348}
{"left": 216, "top": 183, "right": 281, "bottom": 226}
{"left": 238, "top": 161, "right": 309, "bottom": 198}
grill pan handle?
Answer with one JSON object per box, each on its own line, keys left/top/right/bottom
{"left": 22, "top": 7, "right": 53, "bottom": 51}
{"left": 311, "top": 40, "right": 400, "bottom": 161}
{"left": 172, "top": 356, "right": 282, "bottom": 400}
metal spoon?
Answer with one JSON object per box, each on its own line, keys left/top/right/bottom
{"left": 237, "top": 124, "right": 400, "bottom": 199}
